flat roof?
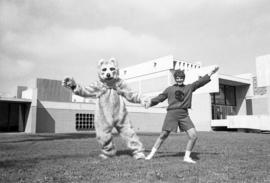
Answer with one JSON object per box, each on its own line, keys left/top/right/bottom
{"left": 218, "top": 74, "right": 251, "bottom": 86}
{"left": 0, "top": 97, "right": 32, "bottom": 103}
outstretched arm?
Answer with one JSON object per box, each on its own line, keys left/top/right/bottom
{"left": 116, "top": 80, "right": 142, "bottom": 103}
{"left": 192, "top": 66, "right": 219, "bottom": 91}
{"left": 143, "top": 88, "right": 169, "bottom": 109}
{"left": 208, "top": 66, "right": 219, "bottom": 77}
{"left": 62, "top": 76, "right": 100, "bottom": 98}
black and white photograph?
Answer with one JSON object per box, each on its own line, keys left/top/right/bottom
{"left": 0, "top": 0, "right": 270, "bottom": 182}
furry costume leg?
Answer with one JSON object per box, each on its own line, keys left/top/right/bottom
{"left": 96, "top": 126, "right": 117, "bottom": 157}
{"left": 116, "top": 115, "right": 145, "bottom": 156}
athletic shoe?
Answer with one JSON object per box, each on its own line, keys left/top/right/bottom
{"left": 133, "top": 152, "right": 146, "bottom": 160}
{"left": 99, "top": 154, "right": 110, "bottom": 160}
{"left": 183, "top": 157, "right": 196, "bottom": 164}
{"left": 145, "top": 153, "right": 154, "bottom": 160}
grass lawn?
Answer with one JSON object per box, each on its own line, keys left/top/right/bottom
{"left": 0, "top": 132, "right": 270, "bottom": 183}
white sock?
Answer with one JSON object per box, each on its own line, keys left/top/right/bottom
{"left": 152, "top": 147, "right": 157, "bottom": 153}
{"left": 184, "top": 150, "right": 191, "bottom": 158}
{"left": 146, "top": 147, "right": 157, "bottom": 159}
{"left": 149, "top": 147, "right": 157, "bottom": 156}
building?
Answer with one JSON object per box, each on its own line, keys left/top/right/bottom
{"left": 0, "top": 55, "right": 269, "bottom": 133}
{"left": 119, "top": 55, "right": 253, "bottom": 131}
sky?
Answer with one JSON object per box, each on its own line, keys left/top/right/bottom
{"left": 0, "top": 0, "right": 270, "bottom": 96}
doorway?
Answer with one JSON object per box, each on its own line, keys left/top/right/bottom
{"left": 0, "top": 102, "right": 30, "bottom": 132}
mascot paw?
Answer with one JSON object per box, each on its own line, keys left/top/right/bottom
{"left": 62, "top": 76, "right": 76, "bottom": 90}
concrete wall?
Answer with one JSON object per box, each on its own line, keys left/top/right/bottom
{"left": 256, "top": 54, "right": 270, "bottom": 87}
{"left": 34, "top": 94, "right": 213, "bottom": 133}
{"left": 36, "top": 101, "right": 96, "bottom": 133}
{"left": 24, "top": 88, "right": 37, "bottom": 133}
{"left": 17, "top": 86, "right": 28, "bottom": 98}
{"left": 36, "top": 100, "right": 168, "bottom": 133}
{"left": 247, "top": 86, "right": 270, "bottom": 115}
{"left": 128, "top": 111, "right": 166, "bottom": 132}
{"left": 36, "top": 78, "right": 72, "bottom": 102}
{"left": 125, "top": 70, "right": 171, "bottom": 95}
{"left": 249, "top": 96, "right": 269, "bottom": 115}
{"left": 227, "top": 115, "right": 270, "bottom": 131}
{"left": 190, "top": 93, "right": 212, "bottom": 131}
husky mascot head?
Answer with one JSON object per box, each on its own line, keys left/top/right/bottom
{"left": 98, "top": 58, "right": 120, "bottom": 84}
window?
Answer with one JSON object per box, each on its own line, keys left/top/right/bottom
{"left": 75, "top": 113, "right": 95, "bottom": 131}
{"left": 225, "top": 85, "right": 236, "bottom": 106}
{"left": 211, "top": 84, "right": 236, "bottom": 106}
{"left": 214, "top": 85, "right": 225, "bottom": 105}
{"left": 211, "top": 93, "right": 215, "bottom": 104}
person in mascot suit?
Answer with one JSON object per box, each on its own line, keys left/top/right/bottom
{"left": 62, "top": 58, "right": 146, "bottom": 160}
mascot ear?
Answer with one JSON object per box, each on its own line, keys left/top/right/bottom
{"left": 109, "top": 58, "right": 118, "bottom": 67}
{"left": 98, "top": 59, "right": 104, "bottom": 68}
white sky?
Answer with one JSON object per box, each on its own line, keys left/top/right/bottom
{"left": 0, "top": 0, "right": 270, "bottom": 96}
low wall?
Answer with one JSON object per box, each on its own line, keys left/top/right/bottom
{"left": 227, "top": 115, "right": 270, "bottom": 131}
{"left": 36, "top": 100, "right": 167, "bottom": 133}
{"left": 36, "top": 101, "right": 96, "bottom": 133}
{"left": 35, "top": 95, "right": 213, "bottom": 133}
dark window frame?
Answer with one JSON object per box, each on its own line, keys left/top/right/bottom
{"left": 211, "top": 84, "right": 236, "bottom": 107}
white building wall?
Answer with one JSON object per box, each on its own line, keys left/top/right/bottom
{"left": 256, "top": 55, "right": 270, "bottom": 87}
{"left": 125, "top": 70, "right": 171, "bottom": 95}
{"left": 190, "top": 93, "right": 212, "bottom": 131}
{"left": 235, "top": 73, "right": 254, "bottom": 97}
{"left": 72, "top": 94, "right": 95, "bottom": 103}
{"left": 24, "top": 88, "right": 38, "bottom": 133}
{"left": 120, "top": 55, "right": 201, "bottom": 80}
{"left": 178, "top": 65, "right": 220, "bottom": 94}
{"left": 36, "top": 101, "right": 96, "bottom": 133}
{"left": 120, "top": 55, "right": 174, "bottom": 79}
{"left": 22, "top": 88, "right": 34, "bottom": 99}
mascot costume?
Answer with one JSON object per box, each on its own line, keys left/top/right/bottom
{"left": 62, "top": 58, "right": 146, "bottom": 160}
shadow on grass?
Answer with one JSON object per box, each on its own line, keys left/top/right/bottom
{"left": 0, "top": 153, "right": 98, "bottom": 168}
{"left": 116, "top": 149, "right": 133, "bottom": 157}
{"left": 144, "top": 151, "right": 220, "bottom": 160}
{"left": 0, "top": 159, "right": 39, "bottom": 169}
{"left": 114, "top": 149, "right": 220, "bottom": 160}
{"left": 0, "top": 133, "right": 96, "bottom": 143}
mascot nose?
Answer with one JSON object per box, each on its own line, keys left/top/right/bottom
{"left": 106, "top": 73, "right": 111, "bottom": 78}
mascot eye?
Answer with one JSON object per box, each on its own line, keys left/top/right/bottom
{"left": 102, "top": 68, "right": 107, "bottom": 72}
{"left": 110, "top": 68, "right": 115, "bottom": 71}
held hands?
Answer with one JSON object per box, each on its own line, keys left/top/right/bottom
{"left": 62, "top": 76, "right": 77, "bottom": 90}
{"left": 208, "top": 66, "right": 219, "bottom": 77}
{"left": 141, "top": 97, "right": 151, "bottom": 109}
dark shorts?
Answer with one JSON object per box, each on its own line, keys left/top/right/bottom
{"left": 162, "top": 109, "right": 195, "bottom": 132}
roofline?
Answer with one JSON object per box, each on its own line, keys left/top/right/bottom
{"left": 0, "top": 97, "right": 32, "bottom": 103}
{"left": 218, "top": 73, "right": 251, "bottom": 85}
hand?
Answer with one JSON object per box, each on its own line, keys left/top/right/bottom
{"left": 209, "top": 66, "right": 219, "bottom": 77}
{"left": 141, "top": 97, "right": 151, "bottom": 109}
{"left": 144, "top": 101, "right": 151, "bottom": 109}
{"left": 62, "top": 76, "right": 76, "bottom": 90}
